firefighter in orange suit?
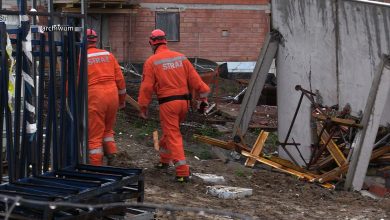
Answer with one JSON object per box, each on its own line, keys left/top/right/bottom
{"left": 138, "top": 29, "right": 210, "bottom": 182}
{"left": 86, "top": 29, "right": 126, "bottom": 166}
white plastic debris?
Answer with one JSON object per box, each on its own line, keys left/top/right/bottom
{"left": 207, "top": 185, "right": 252, "bottom": 199}
{"left": 360, "top": 190, "right": 380, "bottom": 200}
{"left": 193, "top": 173, "right": 225, "bottom": 184}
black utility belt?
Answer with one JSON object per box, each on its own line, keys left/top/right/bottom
{"left": 158, "top": 94, "right": 192, "bottom": 105}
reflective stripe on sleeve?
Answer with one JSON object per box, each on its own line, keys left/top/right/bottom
{"left": 87, "top": 51, "right": 110, "bottom": 58}
{"left": 153, "top": 56, "right": 187, "bottom": 65}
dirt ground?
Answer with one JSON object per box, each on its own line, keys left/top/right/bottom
{"left": 113, "top": 78, "right": 390, "bottom": 220}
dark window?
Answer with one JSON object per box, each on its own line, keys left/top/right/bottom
{"left": 155, "top": 12, "right": 180, "bottom": 42}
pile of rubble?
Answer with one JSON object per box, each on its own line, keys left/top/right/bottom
{"left": 195, "top": 85, "right": 390, "bottom": 195}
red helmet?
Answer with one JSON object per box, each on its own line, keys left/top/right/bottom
{"left": 86, "top": 28, "right": 98, "bottom": 43}
{"left": 149, "top": 29, "right": 167, "bottom": 45}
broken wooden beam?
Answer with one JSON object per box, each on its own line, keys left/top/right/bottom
{"left": 314, "top": 155, "right": 335, "bottom": 170}
{"left": 242, "top": 151, "right": 313, "bottom": 180}
{"left": 264, "top": 154, "right": 311, "bottom": 174}
{"left": 193, "top": 135, "right": 251, "bottom": 152}
{"left": 245, "top": 130, "right": 269, "bottom": 167}
{"left": 317, "top": 123, "right": 347, "bottom": 167}
{"left": 316, "top": 146, "right": 390, "bottom": 183}
{"left": 125, "top": 94, "right": 140, "bottom": 111}
{"left": 193, "top": 135, "right": 234, "bottom": 151}
{"left": 241, "top": 151, "right": 335, "bottom": 189}
{"left": 153, "top": 130, "right": 159, "bottom": 151}
{"left": 312, "top": 113, "right": 363, "bottom": 128}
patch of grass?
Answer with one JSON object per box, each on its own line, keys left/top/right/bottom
{"left": 196, "top": 126, "right": 222, "bottom": 138}
{"left": 133, "top": 120, "right": 160, "bottom": 141}
{"left": 184, "top": 149, "right": 196, "bottom": 157}
{"left": 266, "top": 132, "right": 278, "bottom": 147}
{"left": 132, "top": 117, "right": 147, "bottom": 129}
{"left": 235, "top": 169, "right": 250, "bottom": 178}
{"left": 198, "top": 149, "right": 213, "bottom": 160}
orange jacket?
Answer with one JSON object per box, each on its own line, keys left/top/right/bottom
{"left": 87, "top": 46, "right": 126, "bottom": 104}
{"left": 138, "top": 45, "right": 210, "bottom": 108}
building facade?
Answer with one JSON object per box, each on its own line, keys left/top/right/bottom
{"left": 113, "top": 0, "right": 270, "bottom": 63}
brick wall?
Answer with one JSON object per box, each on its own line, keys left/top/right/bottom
{"left": 109, "top": 1, "right": 270, "bottom": 63}
{"left": 142, "top": 0, "right": 268, "bottom": 4}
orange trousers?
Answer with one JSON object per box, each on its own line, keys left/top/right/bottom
{"left": 88, "top": 84, "right": 119, "bottom": 166}
{"left": 159, "top": 100, "right": 190, "bottom": 177}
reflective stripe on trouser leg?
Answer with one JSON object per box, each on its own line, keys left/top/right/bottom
{"left": 174, "top": 159, "right": 189, "bottom": 177}
{"left": 118, "top": 88, "right": 126, "bottom": 95}
{"left": 103, "top": 136, "right": 117, "bottom": 155}
{"left": 175, "top": 160, "right": 186, "bottom": 166}
{"left": 89, "top": 147, "right": 104, "bottom": 166}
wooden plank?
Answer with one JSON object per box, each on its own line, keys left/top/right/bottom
{"left": 232, "top": 31, "right": 280, "bottom": 137}
{"left": 193, "top": 135, "right": 235, "bottom": 151}
{"left": 241, "top": 151, "right": 335, "bottom": 189}
{"left": 317, "top": 123, "right": 347, "bottom": 167}
{"left": 345, "top": 56, "right": 390, "bottom": 191}
{"left": 265, "top": 155, "right": 310, "bottom": 174}
{"left": 242, "top": 151, "right": 314, "bottom": 180}
{"left": 317, "top": 164, "right": 349, "bottom": 183}
{"left": 316, "top": 146, "right": 390, "bottom": 183}
{"left": 315, "top": 155, "right": 334, "bottom": 170}
{"left": 193, "top": 135, "right": 251, "bottom": 152}
{"left": 153, "top": 131, "right": 159, "bottom": 151}
{"left": 125, "top": 94, "right": 140, "bottom": 111}
{"left": 245, "top": 131, "right": 269, "bottom": 167}
{"left": 312, "top": 113, "right": 362, "bottom": 128}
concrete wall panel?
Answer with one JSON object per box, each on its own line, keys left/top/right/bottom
{"left": 338, "top": 1, "right": 390, "bottom": 116}
{"left": 272, "top": 0, "right": 338, "bottom": 165}
{"left": 272, "top": 0, "right": 390, "bottom": 165}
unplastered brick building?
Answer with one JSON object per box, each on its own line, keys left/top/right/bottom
{"left": 3, "top": 0, "right": 270, "bottom": 64}
{"left": 54, "top": 0, "right": 270, "bottom": 64}
{"left": 126, "top": 0, "right": 270, "bottom": 63}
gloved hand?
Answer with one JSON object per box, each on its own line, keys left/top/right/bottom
{"left": 139, "top": 106, "right": 148, "bottom": 119}
{"left": 197, "top": 98, "right": 209, "bottom": 114}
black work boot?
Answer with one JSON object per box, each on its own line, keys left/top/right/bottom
{"left": 106, "top": 153, "right": 117, "bottom": 166}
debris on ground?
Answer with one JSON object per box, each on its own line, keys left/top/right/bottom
{"left": 217, "top": 104, "right": 277, "bottom": 130}
{"left": 207, "top": 185, "right": 253, "bottom": 199}
{"left": 117, "top": 69, "right": 390, "bottom": 218}
{"left": 195, "top": 85, "right": 390, "bottom": 196}
{"left": 193, "top": 173, "right": 226, "bottom": 184}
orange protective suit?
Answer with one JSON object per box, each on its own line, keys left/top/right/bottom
{"left": 138, "top": 45, "right": 210, "bottom": 177}
{"left": 87, "top": 46, "right": 126, "bottom": 165}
